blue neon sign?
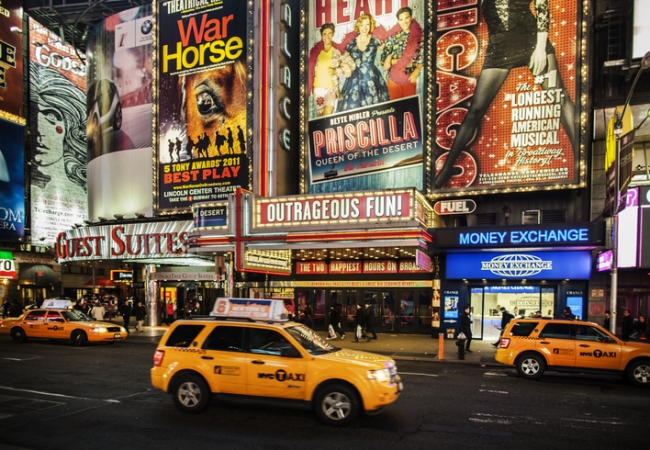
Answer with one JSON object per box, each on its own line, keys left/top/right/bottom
{"left": 458, "top": 228, "right": 589, "bottom": 246}
{"left": 446, "top": 252, "right": 592, "bottom": 280}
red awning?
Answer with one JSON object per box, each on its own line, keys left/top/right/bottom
{"left": 84, "top": 277, "right": 117, "bottom": 288}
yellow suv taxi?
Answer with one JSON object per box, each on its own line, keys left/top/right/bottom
{"left": 150, "top": 298, "right": 402, "bottom": 426}
{"left": 0, "top": 299, "right": 127, "bottom": 346}
{"left": 495, "top": 318, "right": 650, "bottom": 386}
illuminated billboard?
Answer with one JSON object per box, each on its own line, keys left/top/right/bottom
{"left": 29, "top": 18, "right": 88, "bottom": 245}
{"left": 0, "top": 118, "right": 25, "bottom": 239}
{"left": 85, "top": 5, "right": 154, "bottom": 220}
{"left": 156, "top": 0, "right": 252, "bottom": 214}
{"left": 434, "top": 0, "right": 579, "bottom": 194}
{"left": 305, "top": 0, "right": 430, "bottom": 194}
{"left": 0, "top": 0, "right": 24, "bottom": 123}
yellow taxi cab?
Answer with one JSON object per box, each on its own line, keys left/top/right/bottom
{"left": 0, "top": 298, "right": 128, "bottom": 346}
{"left": 150, "top": 298, "right": 403, "bottom": 426}
{"left": 495, "top": 318, "right": 650, "bottom": 386}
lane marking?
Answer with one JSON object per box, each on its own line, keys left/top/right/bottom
{"left": 398, "top": 372, "right": 439, "bottom": 377}
{"left": 484, "top": 371, "right": 508, "bottom": 377}
{"left": 478, "top": 389, "right": 509, "bottom": 394}
{"left": 564, "top": 418, "right": 625, "bottom": 426}
{"left": 469, "top": 418, "right": 512, "bottom": 425}
{"left": 0, "top": 386, "right": 121, "bottom": 403}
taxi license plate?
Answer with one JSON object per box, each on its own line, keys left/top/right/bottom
{"left": 114, "top": 333, "right": 121, "bottom": 338}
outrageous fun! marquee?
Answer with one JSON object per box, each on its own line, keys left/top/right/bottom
{"left": 433, "top": 0, "right": 582, "bottom": 194}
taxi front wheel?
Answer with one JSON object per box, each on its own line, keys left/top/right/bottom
{"left": 72, "top": 330, "right": 87, "bottom": 347}
{"left": 627, "top": 360, "right": 650, "bottom": 387}
{"left": 314, "top": 384, "right": 360, "bottom": 427}
{"left": 516, "top": 354, "right": 545, "bottom": 379}
{"left": 172, "top": 374, "right": 210, "bottom": 414}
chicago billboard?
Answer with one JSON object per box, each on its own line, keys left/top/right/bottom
{"left": 0, "top": 118, "right": 24, "bottom": 239}
{"left": 29, "top": 18, "right": 88, "bottom": 245}
{"left": 85, "top": 5, "right": 154, "bottom": 220}
{"left": 434, "top": 0, "right": 579, "bottom": 193}
{"left": 0, "top": 0, "right": 24, "bottom": 123}
{"left": 306, "top": 0, "right": 429, "bottom": 194}
{"left": 156, "top": 0, "right": 251, "bottom": 213}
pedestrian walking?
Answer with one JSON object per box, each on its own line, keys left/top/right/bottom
{"left": 622, "top": 309, "right": 634, "bottom": 341}
{"left": 134, "top": 300, "right": 147, "bottom": 332}
{"left": 354, "top": 303, "right": 366, "bottom": 342}
{"left": 90, "top": 301, "right": 105, "bottom": 321}
{"left": 562, "top": 307, "right": 576, "bottom": 320}
{"left": 603, "top": 310, "right": 611, "bottom": 331}
{"left": 121, "top": 299, "right": 133, "bottom": 333}
{"left": 460, "top": 305, "right": 473, "bottom": 352}
{"left": 492, "top": 307, "right": 513, "bottom": 347}
{"left": 326, "top": 305, "right": 345, "bottom": 340}
{"left": 365, "top": 301, "right": 377, "bottom": 341}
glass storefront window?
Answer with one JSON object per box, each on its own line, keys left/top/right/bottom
{"left": 418, "top": 290, "right": 432, "bottom": 331}
{"left": 399, "top": 290, "right": 414, "bottom": 329}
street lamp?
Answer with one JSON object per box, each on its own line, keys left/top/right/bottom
{"left": 610, "top": 51, "right": 650, "bottom": 335}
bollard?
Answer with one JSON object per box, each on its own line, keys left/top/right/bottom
{"left": 456, "top": 337, "right": 466, "bottom": 360}
{"left": 438, "top": 333, "right": 444, "bottom": 360}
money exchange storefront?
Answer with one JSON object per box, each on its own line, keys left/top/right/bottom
{"left": 434, "top": 222, "right": 606, "bottom": 341}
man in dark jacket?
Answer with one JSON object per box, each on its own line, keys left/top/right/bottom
{"left": 327, "top": 305, "right": 345, "bottom": 340}
{"left": 622, "top": 309, "right": 635, "bottom": 341}
{"left": 133, "top": 301, "right": 147, "bottom": 332}
{"left": 354, "top": 304, "right": 366, "bottom": 342}
{"left": 460, "top": 305, "right": 473, "bottom": 352}
{"left": 492, "top": 307, "right": 513, "bottom": 347}
{"left": 121, "top": 300, "right": 133, "bottom": 333}
{"left": 365, "top": 301, "right": 377, "bottom": 341}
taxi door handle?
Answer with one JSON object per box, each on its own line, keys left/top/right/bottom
{"left": 252, "top": 360, "right": 265, "bottom": 365}
{"left": 579, "top": 344, "right": 590, "bottom": 348}
{"left": 540, "top": 341, "right": 550, "bottom": 344}
{"left": 201, "top": 356, "right": 214, "bottom": 360}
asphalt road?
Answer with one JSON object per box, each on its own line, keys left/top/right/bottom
{"left": 0, "top": 335, "right": 648, "bottom": 450}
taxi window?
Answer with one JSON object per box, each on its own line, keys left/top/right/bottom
{"left": 574, "top": 325, "right": 612, "bottom": 342}
{"left": 24, "top": 311, "right": 46, "bottom": 321}
{"left": 509, "top": 321, "right": 539, "bottom": 337}
{"left": 46, "top": 311, "right": 65, "bottom": 323}
{"left": 203, "top": 326, "right": 244, "bottom": 352}
{"left": 165, "top": 325, "right": 205, "bottom": 348}
{"left": 539, "top": 323, "right": 572, "bottom": 339}
{"left": 249, "top": 329, "right": 299, "bottom": 357}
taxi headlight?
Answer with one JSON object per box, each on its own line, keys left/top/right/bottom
{"left": 367, "top": 369, "right": 391, "bottom": 383}
{"left": 90, "top": 327, "right": 107, "bottom": 333}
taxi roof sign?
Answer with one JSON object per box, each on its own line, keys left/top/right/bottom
{"left": 210, "top": 298, "right": 288, "bottom": 322}
{"left": 42, "top": 299, "right": 73, "bottom": 309}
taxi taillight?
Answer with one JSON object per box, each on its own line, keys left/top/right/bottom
{"left": 499, "top": 338, "right": 511, "bottom": 348}
{"left": 153, "top": 350, "right": 165, "bottom": 366}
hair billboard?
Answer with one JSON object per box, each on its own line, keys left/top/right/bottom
{"left": 156, "top": 0, "right": 251, "bottom": 214}
{"left": 433, "top": 0, "right": 579, "bottom": 193}
{"left": 29, "top": 18, "right": 88, "bottom": 245}
{"left": 305, "top": 0, "right": 430, "bottom": 194}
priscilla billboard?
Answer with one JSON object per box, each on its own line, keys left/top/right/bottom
{"left": 433, "top": 0, "right": 579, "bottom": 193}
{"left": 29, "top": 18, "right": 88, "bottom": 245}
{"left": 156, "top": 0, "right": 251, "bottom": 214}
{"left": 306, "top": 0, "right": 430, "bottom": 194}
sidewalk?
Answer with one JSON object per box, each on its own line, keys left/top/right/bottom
{"left": 132, "top": 325, "right": 500, "bottom": 366}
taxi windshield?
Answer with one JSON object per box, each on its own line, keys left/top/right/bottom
{"left": 61, "top": 310, "right": 93, "bottom": 322}
{"left": 286, "top": 324, "right": 337, "bottom": 355}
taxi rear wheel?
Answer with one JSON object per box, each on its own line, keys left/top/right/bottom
{"left": 516, "top": 353, "right": 545, "bottom": 379}
{"left": 627, "top": 360, "right": 650, "bottom": 387}
{"left": 172, "top": 374, "right": 210, "bottom": 414}
{"left": 71, "top": 330, "right": 87, "bottom": 347}
{"left": 314, "top": 383, "right": 360, "bottom": 427}
{"left": 10, "top": 327, "right": 27, "bottom": 343}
